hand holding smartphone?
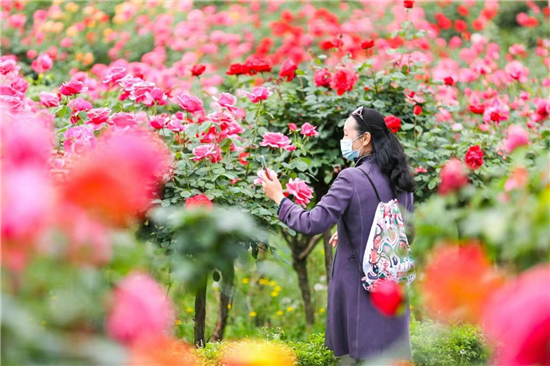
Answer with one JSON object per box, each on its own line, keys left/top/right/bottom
{"left": 260, "top": 155, "right": 271, "bottom": 180}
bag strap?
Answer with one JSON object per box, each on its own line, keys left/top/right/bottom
{"left": 356, "top": 166, "right": 397, "bottom": 201}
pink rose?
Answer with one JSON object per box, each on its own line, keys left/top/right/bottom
{"left": 107, "top": 272, "right": 175, "bottom": 345}
{"left": 192, "top": 144, "right": 216, "bottom": 162}
{"left": 259, "top": 132, "right": 293, "bottom": 149}
{"left": 482, "top": 265, "right": 550, "bottom": 366}
{"left": 103, "top": 66, "right": 128, "bottom": 84}
{"left": 213, "top": 92, "right": 238, "bottom": 112}
{"left": 68, "top": 97, "right": 92, "bottom": 112}
{"left": 0, "top": 58, "right": 19, "bottom": 75}
{"left": 330, "top": 67, "right": 358, "bottom": 95}
{"left": 185, "top": 194, "right": 213, "bottom": 209}
{"left": 279, "top": 59, "right": 298, "bottom": 82}
{"left": 286, "top": 178, "right": 313, "bottom": 207}
{"left": 86, "top": 108, "right": 110, "bottom": 129}
{"left": 314, "top": 68, "right": 332, "bottom": 88}
{"left": 63, "top": 126, "right": 97, "bottom": 155}
{"left": 8, "top": 14, "right": 26, "bottom": 29}
{"left": 288, "top": 123, "right": 298, "bottom": 132}
{"left": 438, "top": 158, "right": 468, "bottom": 195}
{"left": 505, "top": 61, "right": 529, "bottom": 83}
{"left": 504, "top": 125, "right": 529, "bottom": 153}
{"left": 245, "top": 86, "right": 272, "bottom": 103}
{"left": 300, "top": 122, "right": 319, "bottom": 137}
{"left": 110, "top": 112, "right": 137, "bottom": 129}
{"left": 175, "top": 93, "right": 204, "bottom": 113}
{"left": 60, "top": 37, "right": 72, "bottom": 48}
{"left": 31, "top": 53, "right": 53, "bottom": 74}
{"left": 39, "top": 92, "right": 60, "bottom": 108}
{"left": 149, "top": 115, "right": 170, "bottom": 130}
{"left": 59, "top": 79, "right": 86, "bottom": 96}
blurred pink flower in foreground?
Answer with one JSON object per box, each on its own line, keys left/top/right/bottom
{"left": 107, "top": 272, "right": 175, "bottom": 345}
{"left": 286, "top": 178, "right": 313, "bottom": 207}
{"left": 482, "top": 264, "right": 550, "bottom": 366}
{"left": 503, "top": 125, "right": 529, "bottom": 153}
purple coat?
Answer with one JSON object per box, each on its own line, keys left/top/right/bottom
{"left": 278, "top": 155, "right": 414, "bottom": 361}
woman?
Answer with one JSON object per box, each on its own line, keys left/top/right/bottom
{"left": 261, "top": 107, "right": 416, "bottom": 365}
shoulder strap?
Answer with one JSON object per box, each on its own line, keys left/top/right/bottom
{"left": 356, "top": 166, "right": 396, "bottom": 201}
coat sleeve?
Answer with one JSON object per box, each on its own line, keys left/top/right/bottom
{"left": 278, "top": 169, "right": 354, "bottom": 235}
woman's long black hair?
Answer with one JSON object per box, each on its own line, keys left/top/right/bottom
{"left": 351, "top": 107, "right": 416, "bottom": 195}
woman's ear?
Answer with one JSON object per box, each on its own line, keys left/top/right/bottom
{"left": 362, "top": 132, "right": 371, "bottom": 147}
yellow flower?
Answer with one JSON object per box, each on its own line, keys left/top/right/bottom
{"left": 249, "top": 311, "right": 257, "bottom": 317}
{"left": 65, "top": 2, "right": 79, "bottom": 12}
{"left": 318, "top": 308, "right": 325, "bottom": 314}
{"left": 87, "top": 20, "right": 97, "bottom": 28}
{"left": 175, "top": 319, "right": 182, "bottom": 325}
{"left": 66, "top": 26, "right": 78, "bottom": 37}
{"left": 286, "top": 307, "right": 294, "bottom": 312}
{"left": 270, "top": 291, "right": 279, "bottom": 297}
{"left": 75, "top": 52, "right": 83, "bottom": 61}
{"left": 241, "top": 278, "right": 249, "bottom": 284}
{"left": 227, "top": 304, "right": 232, "bottom": 310}
{"left": 276, "top": 310, "right": 284, "bottom": 316}
{"left": 268, "top": 280, "right": 276, "bottom": 286}
{"left": 221, "top": 340, "right": 296, "bottom": 366}
{"left": 258, "top": 278, "right": 269, "bottom": 285}
{"left": 274, "top": 286, "right": 282, "bottom": 292}
{"left": 185, "top": 307, "right": 193, "bottom": 314}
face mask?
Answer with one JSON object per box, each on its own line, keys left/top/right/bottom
{"left": 340, "top": 134, "right": 363, "bottom": 161}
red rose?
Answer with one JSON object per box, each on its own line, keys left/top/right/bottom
{"left": 413, "top": 105, "right": 422, "bottom": 116}
{"left": 279, "top": 59, "right": 297, "bottom": 82}
{"left": 191, "top": 64, "right": 206, "bottom": 77}
{"left": 464, "top": 145, "right": 484, "bottom": 170}
{"left": 438, "top": 158, "right": 468, "bottom": 195}
{"left": 371, "top": 279, "right": 405, "bottom": 317}
{"left": 243, "top": 55, "right": 272, "bottom": 75}
{"left": 238, "top": 152, "right": 250, "bottom": 166}
{"left": 329, "top": 67, "right": 358, "bottom": 96}
{"left": 320, "top": 39, "right": 342, "bottom": 50}
{"left": 403, "top": 0, "right": 414, "bottom": 9}
{"left": 435, "top": 12, "right": 452, "bottom": 30}
{"left": 226, "top": 63, "right": 249, "bottom": 76}
{"left": 185, "top": 194, "right": 213, "bottom": 210}
{"left": 313, "top": 68, "right": 331, "bottom": 88}
{"left": 457, "top": 5, "right": 469, "bottom": 16}
{"left": 59, "top": 79, "right": 86, "bottom": 96}
{"left": 443, "top": 76, "right": 454, "bottom": 86}
{"left": 384, "top": 115, "right": 402, "bottom": 133}
{"left": 469, "top": 104, "right": 485, "bottom": 114}
{"left": 361, "top": 39, "right": 374, "bottom": 49}
{"left": 454, "top": 19, "right": 468, "bottom": 33}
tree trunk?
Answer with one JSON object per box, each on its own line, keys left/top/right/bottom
{"left": 211, "top": 265, "right": 234, "bottom": 342}
{"left": 194, "top": 276, "right": 207, "bottom": 348}
{"left": 292, "top": 255, "right": 315, "bottom": 327}
{"left": 323, "top": 228, "right": 333, "bottom": 286}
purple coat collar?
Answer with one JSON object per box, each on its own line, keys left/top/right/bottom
{"left": 354, "top": 154, "right": 375, "bottom": 167}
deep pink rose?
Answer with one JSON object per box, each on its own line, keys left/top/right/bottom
{"left": 464, "top": 145, "right": 484, "bottom": 170}
{"left": 185, "top": 194, "right": 213, "bottom": 210}
{"left": 0, "top": 58, "right": 19, "bottom": 75}
{"left": 259, "top": 132, "right": 293, "bottom": 149}
{"left": 279, "top": 59, "right": 298, "bottom": 82}
{"left": 314, "top": 68, "right": 332, "bottom": 88}
{"left": 371, "top": 279, "right": 405, "bottom": 317}
{"left": 31, "top": 54, "right": 53, "bottom": 74}
{"left": 149, "top": 115, "right": 170, "bottom": 130}
{"left": 175, "top": 93, "right": 204, "bottom": 113}
{"left": 300, "top": 122, "right": 319, "bottom": 137}
{"left": 505, "top": 61, "right": 530, "bottom": 83}
{"left": 59, "top": 80, "right": 86, "bottom": 96}
{"left": 330, "top": 67, "right": 358, "bottom": 95}
{"left": 482, "top": 264, "right": 550, "bottom": 366}
{"left": 86, "top": 108, "right": 110, "bottom": 129}
{"left": 288, "top": 123, "right": 298, "bottom": 132}
{"left": 63, "top": 126, "right": 97, "bottom": 154}
{"left": 192, "top": 144, "right": 216, "bottom": 162}
{"left": 438, "top": 158, "right": 468, "bottom": 195}
{"left": 107, "top": 272, "right": 175, "bottom": 345}
{"left": 286, "top": 178, "right": 313, "bottom": 207}
{"left": 39, "top": 92, "right": 60, "bottom": 108}
{"left": 110, "top": 112, "right": 137, "bottom": 129}
{"left": 245, "top": 86, "right": 272, "bottom": 103}
{"left": 8, "top": 14, "right": 26, "bottom": 29}
{"left": 504, "top": 125, "right": 529, "bottom": 153}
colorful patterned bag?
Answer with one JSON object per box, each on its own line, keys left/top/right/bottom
{"left": 343, "top": 168, "right": 416, "bottom": 292}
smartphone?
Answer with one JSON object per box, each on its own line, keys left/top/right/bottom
{"left": 260, "top": 155, "right": 271, "bottom": 180}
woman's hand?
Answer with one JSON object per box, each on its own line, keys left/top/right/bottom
{"left": 329, "top": 232, "right": 338, "bottom": 247}
{"left": 260, "top": 170, "right": 286, "bottom": 205}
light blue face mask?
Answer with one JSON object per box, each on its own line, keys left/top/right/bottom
{"left": 340, "top": 134, "right": 364, "bottom": 161}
